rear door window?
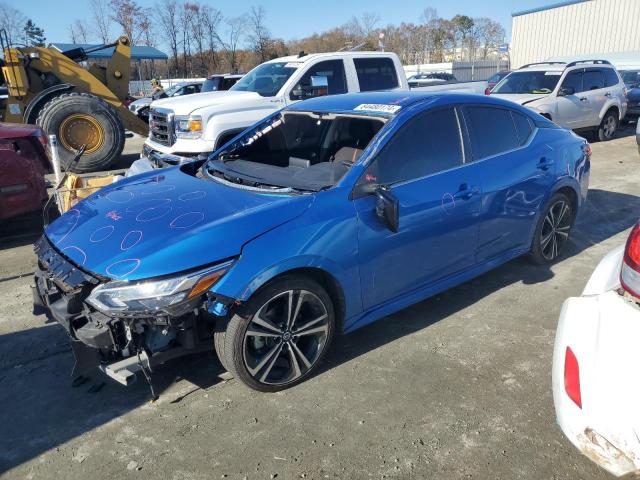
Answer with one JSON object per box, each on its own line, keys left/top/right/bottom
{"left": 291, "top": 60, "right": 347, "bottom": 99}
{"left": 363, "top": 107, "right": 462, "bottom": 185}
{"left": 603, "top": 68, "right": 620, "bottom": 87}
{"left": 511, "top": 111, "right": 534, "bottom": 146}
{"left": 354, "top": 57, "right": 399, "bottom": 92}
{"left": 464, "top": 106, "right": 520, "bottom": 159}
{"left": 583, "top": 69, "right": 605, "bottom": 90}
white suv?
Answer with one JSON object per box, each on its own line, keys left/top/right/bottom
{"left": 491, "top": 60, "right": 627, "bottom": 141}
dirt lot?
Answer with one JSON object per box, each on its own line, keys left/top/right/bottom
{"left": 0, "top": 127, "right": 638, "bottom": 480}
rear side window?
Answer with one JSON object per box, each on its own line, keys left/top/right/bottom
{"left": 603, "top": 68, "right": 620, "bottom": 87}
{"left": 354, "top": 57, "right": 399, "bottom": 92}
{"left": 511, "top": 111, "right": 533, "bottom": 145}
{"left": 465, "top": 107, "right": 520, "bottom": 159}
{"left": 366, "top": 108, "right": 462, "bottom": 184}
{"left": 296, "top": 60, "right": 347, "bottom": 96}
{"left": 562, "top": 70, "right": 584, "bottom": 93}
{"left": 583, "top": 69, "right": 605, "bottom": 90}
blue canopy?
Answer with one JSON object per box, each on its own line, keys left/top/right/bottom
{"left": 50, "top": 43, "right": 168, "bottom": 61}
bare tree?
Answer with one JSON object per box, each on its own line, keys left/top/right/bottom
{"left": 155, "top": 0, "right": 180, "bottom": 76}
{"left": 474, "top": 17, "right": 505, "bottom": 60}
{"left": 179, "top": 3, "right": 196, "bottom": 76}
{"left": 200, "top": 5, "right": 222, "bottom": 71}
{"left": 68, "top": 20, "right": 89, "bottom": 44}
{"left": 186, "top": 2, "right": 208, "bottom": 76}
{"left": 248, "top": 5, "right": 273, "bottom": 63}
{"left": 109, "top": 0, "right": 149, "bottom": 45}
{"left": 220, "top": 16, "right": 247, "bottom": 73}
{"left": 0, "top": 2, "right": 26, "bottom": 46}
{"left": 90, "top": 0, "right": 112, "bottom": 43}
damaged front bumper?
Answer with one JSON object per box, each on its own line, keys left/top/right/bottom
{"left": 33, "top": 236, "right": 222, "bottom": 385}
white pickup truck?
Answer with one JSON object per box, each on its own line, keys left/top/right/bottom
{"left": 142, "top": 51, "right": 484, "bottom": 162}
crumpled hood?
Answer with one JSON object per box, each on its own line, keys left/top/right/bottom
{"left": 45, "top": 167, "right": 313, "bottom": 281}
{"left": 151, "top": 90, "right": 269, "bottom": 116}
{"left": 491, "top": 93, "right": 549, "bottom": 106}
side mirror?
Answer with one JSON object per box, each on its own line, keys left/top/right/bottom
{"left": 375, "top": 187, "right": 399, "bottom": 233}
{"left": 558, "top": 86, "right": 575, "bottom": 96}
{"left": 290, "top": 75, "right": 329, "bottom": 101}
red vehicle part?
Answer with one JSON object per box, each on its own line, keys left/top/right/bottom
{"left": 0, "top": 122, "right": 51, "bottom": 221}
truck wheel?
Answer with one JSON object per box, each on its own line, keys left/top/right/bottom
{"left": 597, "top": 110, "right": 618, "bottom": 141}
{"left": 219, "top": 275, "right": 335, "bottom": 392}
{"left": 36, "top": 93, "right": 125, "bottom": 173}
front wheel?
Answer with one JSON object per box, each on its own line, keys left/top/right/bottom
{"left": 597, "top": 110, "right": 618, "bottom": 141}
{"left": 217, "top": 275, "right": 335, "bottom": 392}
{"left": 529, "top": 193, "right": 574, "bottom": 264}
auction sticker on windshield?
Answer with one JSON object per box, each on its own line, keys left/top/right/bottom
{"left": 354, "top": 104, "right": 402, "bottom": 113}
{"left": 284, "top": 63, "right": 301, "bottom": 68}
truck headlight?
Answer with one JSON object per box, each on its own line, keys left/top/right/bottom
{"left": 174, "top": 115, "right": 203, "bottom": 139}
{"left": 86, "top": 260, "right": 233, "bottom": 314}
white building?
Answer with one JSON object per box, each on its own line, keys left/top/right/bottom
{"left": 510, "top": 0, "right": 640, "bottom": 68}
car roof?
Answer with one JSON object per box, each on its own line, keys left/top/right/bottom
{"left": 518, "top": 60, "right": 614, "bottom": 72}
{"left": 266, "top": 51, "right": 397, "bottom": 65}
{"left": 285, "top": 91, "right": 535, "bottom": 118}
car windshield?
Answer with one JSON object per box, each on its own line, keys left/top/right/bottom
{"left": 621, "top": 70, "right": 640, "bottom": 87}
{"left": 152, "top": 84, "right": 182, "bottom": 100}
{"left": 492, "top": 70, "right": 561, "bottom": 94}
{"left": 230, "top": 62, "right": 298, "bottom": 97}
{"left": 202, "top": 78, "right": 220, "bottom": 92}
{"left": 203, "top": 111, "right": 385, "bottom": 192}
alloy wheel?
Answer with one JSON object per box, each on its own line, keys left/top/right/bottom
{"left": 603, "top": 115, "right": 616, "bottom": 139}
{"left": 242, "top": 290, "right": 330, "bottom": 386}
{"left": 540, "top": 200, "right": 572, "bottom": 261}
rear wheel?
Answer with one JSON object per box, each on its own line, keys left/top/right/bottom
{"left": 529, "top": 193, "right": 574, "bottom": 264}
{"left": 597, "top": 110, "right": 618, "bottom": 141}
{"left": 36, "top": 93, "right": 125, "bottom": 172}
{"left": 217, "top": 275, "right": 335, "bottom": 392}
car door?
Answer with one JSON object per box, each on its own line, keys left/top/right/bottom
{"left": 286, "top": 59, "right": 348, "bottom": 105}
{"left": 555, "top": 69, "right": 590, "bottom": 128}
{"left": 353, "top": 107, "right": 483, "bottom": 311}
{"left": 581, "top": 68, "right": 607, "bottom": 127}
{"left": 462, "top": 105, "right": 556, "bottom": 262}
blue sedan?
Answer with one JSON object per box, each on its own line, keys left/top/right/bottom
{"left": 34, "top": 92, "right": 590, "bottom": 392}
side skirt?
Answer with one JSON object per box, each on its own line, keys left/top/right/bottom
{"left": 343, "top": 248, "right": 527, "bottom": 334}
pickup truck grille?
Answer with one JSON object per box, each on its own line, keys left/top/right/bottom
{"left": 149, "top": 108, "right": 174, "bottom": 147}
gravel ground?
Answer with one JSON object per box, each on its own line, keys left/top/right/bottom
{"left": 0, "top": 127, "right": 638, "bottom": 480}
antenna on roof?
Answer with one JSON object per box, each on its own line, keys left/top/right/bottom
{"left": 298, "top": 51, "right": 306, "bottom": 58}
{"left": 348, "top": 42, "right": 366, "bottom": 52}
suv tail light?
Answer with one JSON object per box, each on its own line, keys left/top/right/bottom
{"left": 621, "top": 222, "right": 640, "bottom": 299}
{"left": 564, "top": 346, "right": 582, "bottom": 409}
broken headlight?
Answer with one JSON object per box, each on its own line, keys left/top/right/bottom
{"left": 86, "top": 260, "right": 234, "bottom": 315}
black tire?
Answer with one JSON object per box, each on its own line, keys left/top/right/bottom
{"left": 529, "top": 192, "right": 574, "bottom": 265}
{"left": 219, "top": 274, "right": 335, "bottom": 392}
{"left": 597, "top": 109, "right": 618, "bottom": 142}
{"left": 35, "top": 92, "right": 125, "bottom": 173}
{"left": 213, "top": 321, "right": 231, "bottom": 373}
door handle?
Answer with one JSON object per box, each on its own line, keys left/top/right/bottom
{"left": 579, "top": 97, "right": 588, "bottom": 102}
{"left": 605, "top": 92, "right": 612, "bottom": 98}
{"left": 453, "top": 184, "right": 480, "bottom": 201}
{"left": 537, "top": 157, "right": 554, "bottom": 171}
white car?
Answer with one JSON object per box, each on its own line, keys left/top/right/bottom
{"left": 553, "top": 222, "right": 640, "bottom": 476}
{"left": 491, "top": 60, "right": 627, "bottom": 141}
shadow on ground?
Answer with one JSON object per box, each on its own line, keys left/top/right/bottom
{"left": 0, "top": 188, "right": 638, "bottom": 474}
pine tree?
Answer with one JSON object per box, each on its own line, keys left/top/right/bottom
{"left": 24, "top": 19, "right": 46, "bottom": 47}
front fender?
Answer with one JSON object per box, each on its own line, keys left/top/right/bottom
{"left": 212, "top": 189, "right": 363, "bottom": 323}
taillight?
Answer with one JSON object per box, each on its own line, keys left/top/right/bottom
{"left": 623, "top": 86, "right": 628, "bottom": 98}
{"left": 564, "top": 346, "right": 582, "bottom": 409}
{"left": 582, "top": 142, "right": 592, "bottom": 157}
{"left": 485, "top": 87, "right": 491, "bottom": 95}
{"left": 621, "top": 222, "right": 640, "bottom": 298}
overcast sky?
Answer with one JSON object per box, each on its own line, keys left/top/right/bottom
{"left": 19, "top": 0, "right": 563, "bottom": 46}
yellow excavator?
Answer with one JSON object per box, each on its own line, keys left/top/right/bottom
{"left": 1, "top": 31, "right": 148, "bottom": 172}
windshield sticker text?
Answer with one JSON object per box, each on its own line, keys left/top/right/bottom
{"left": 354, "top": 104, "right": 401, "bottom": 113}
